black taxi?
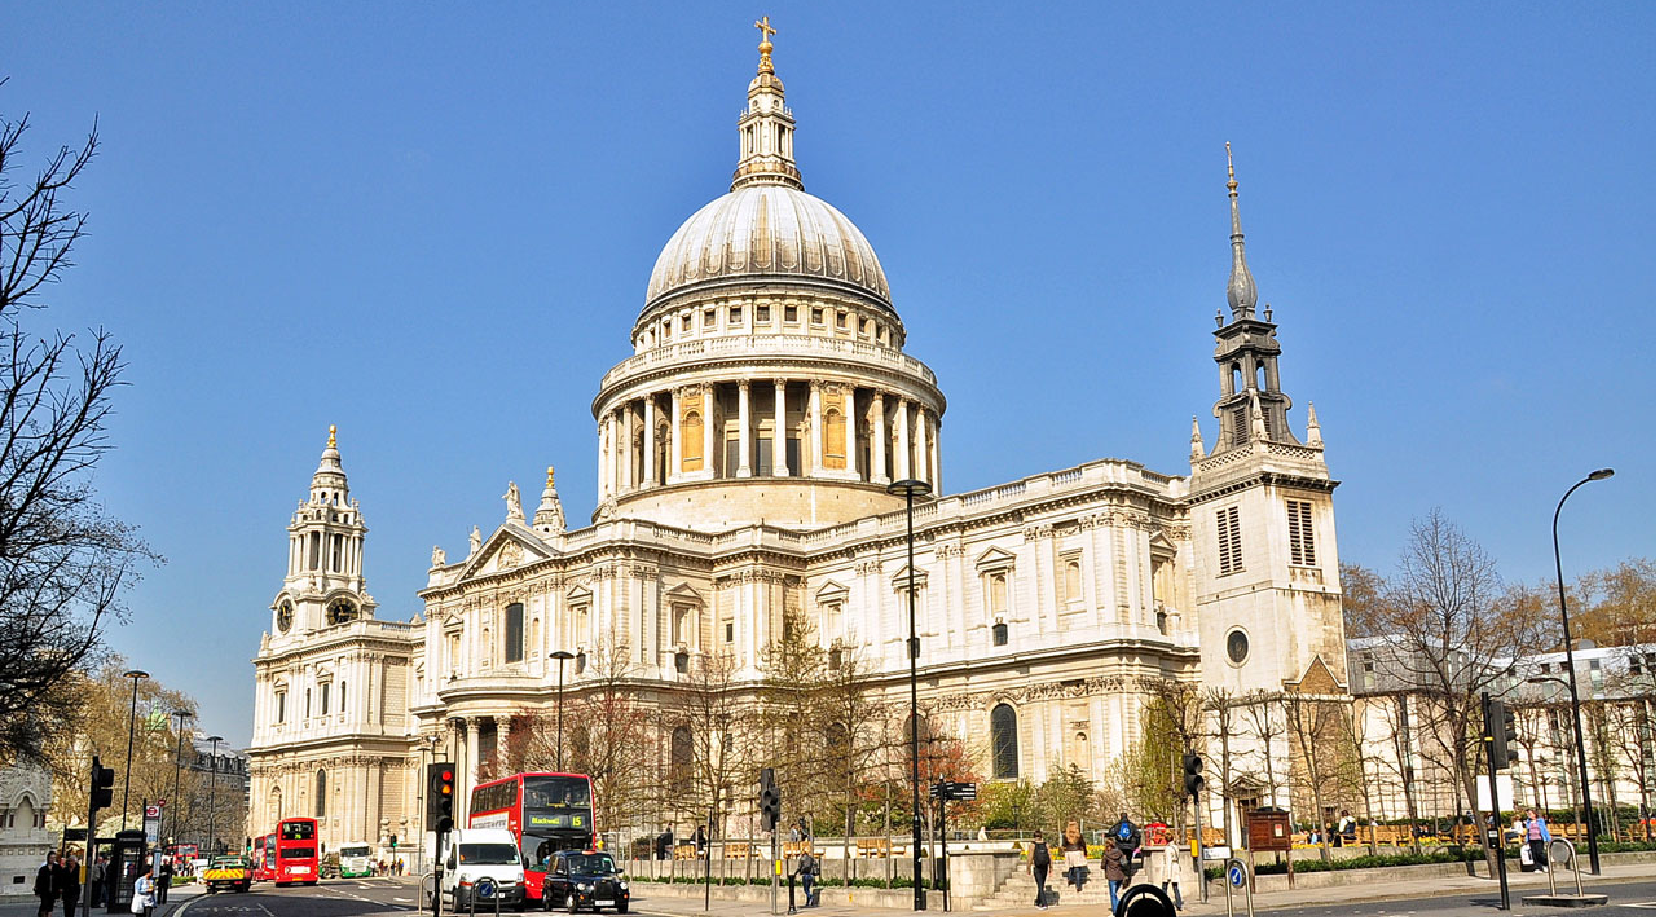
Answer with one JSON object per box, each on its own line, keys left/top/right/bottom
{"left": 540, "top": 850, "right": 630, "bottom": 913}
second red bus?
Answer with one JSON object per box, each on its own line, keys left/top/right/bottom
{"left": 272, "top": 817, "right": 320, "bottom": 885}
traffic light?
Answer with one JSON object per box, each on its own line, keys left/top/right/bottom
{"left": 1487, "top": 699, "right": 1519, "bottom": 770}
{"left": 758, "top": 767, "right": 781, "bottom": 832}
{"left": 427, "top": 762, "right": 456, "bottom": 833}
{"left": 1182, "top": 753, "right": 1204, "bottom": 797}
{"left": 90, "top": 757, "right": 116, "bottom": 813}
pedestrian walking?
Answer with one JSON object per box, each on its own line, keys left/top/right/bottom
{"left": 89, "top": 856, "right": 106, "bottom": 908}
{"left": 55, "top": 853, "right": 81, "bottom": 917}
{"left": 156, "top": 857, "right": 173, "bottom": 903}
{"left": 694, "top": 824, "right": 707, "bottom": 854}
{"left": 131, "top": 866, "right": 156, "bottom": 917}
{"left": 1028, "top": 830, "right": 1052, "bottom": 909}
{"left": 1102, "top": 839, "right": 1128, "bottom": 911}
{"left": 35, "top": 852, "right": 58, "bottom": 917}
{"left": 1524, "top": 808, "right": 1552, "bottom": 872}
{"left": 1158, "top": 835, "right": 1184, "bottom": 911}
{"left": 795, "top": 847, "right": 819, "bottom": 907}
{"left": 1060, "top": 823, "right": 1087, "bottom": 889}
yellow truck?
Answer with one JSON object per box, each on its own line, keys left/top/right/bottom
{"left": 202, "top": 854, "right": 252, "bottom": 893}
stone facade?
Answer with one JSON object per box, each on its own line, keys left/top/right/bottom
{"left": 0, "top": 763, "right": 50, "bottom": 897}
{"left": 247, "top": 36, "right": 1349, "bottom": 859}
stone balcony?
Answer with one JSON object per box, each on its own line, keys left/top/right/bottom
{"left": 597, "top": 334, "right": 937, "bottom": 394}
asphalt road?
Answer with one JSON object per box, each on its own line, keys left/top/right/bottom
{"left": 1213, "top": 879, "right": 1655, "bottom": 916}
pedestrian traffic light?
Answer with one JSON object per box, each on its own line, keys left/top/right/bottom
{"left": 1182, "top": 753, "right": 1204, "bottom": 797}
{"left": 90, "top": 757, "right": 116, "bottom": 812}
{"left": 1486, "top": 699, "right": 1519, "bottom": 770}
{"left": 427, "top": 762, "right": 456, "bottom": 833}
{"left": 758, "top": 767, "right": 781, "bottom": 832}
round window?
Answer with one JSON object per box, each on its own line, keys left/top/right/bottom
{"left": 1226, "top": 628, "right": 1250, "bottom": 665}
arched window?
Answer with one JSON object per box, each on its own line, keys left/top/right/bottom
{"left": 314, "top": 769, "right": 327, "bottom": 817}
{"left": 991, "top": 704, "right": 1018, "bottom": 779}
{"left": 670, "top": 726, "right": 693, "bottom": 794}
{"left": 503, "top": 603, "right": 525, "bottom": 664}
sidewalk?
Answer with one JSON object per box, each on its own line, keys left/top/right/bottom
{"left": 0, "top": 887, "right": 204, "bottom": 917}
{"left": 629, "top": 859, "right": 1655, "bottom": 915}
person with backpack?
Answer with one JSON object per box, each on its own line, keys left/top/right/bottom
{"left": 795, "top": 847, "right": 819, "bottom": 907}
{"left": 1028, "top": 830, "right": 1052, "bottom": 909}
{"left": 1102, "top": 840, "right": 1129, "bottom": 911}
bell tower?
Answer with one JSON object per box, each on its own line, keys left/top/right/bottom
{"left": 271, "top": 426, "right": 376, "bottom": 636}
{"left": 1188, "top": 148, "right": 1346, "bottom": 699}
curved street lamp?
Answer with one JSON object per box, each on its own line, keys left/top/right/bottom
{"left": 1552, "top": 467, "right": 1612, "bottom": 875}
{"left": 550, "top": 650, "right": 577, "bottom": 771}
{"left": 886, "top": 477, "right": 931, "bottom": 911}
{"left": 120, "top": 669, "right": 150, "bottom": 831}
{"left": 205, "top": 735, "right": 225, "bottom": 855}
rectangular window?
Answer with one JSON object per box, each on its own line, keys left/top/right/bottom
{"left": 811, "top": 308, "right": 824, "bottom": 324}
{"left": 319, "top": 682, "right": 330, "bottom": 715}
{"left": 1058, "top": 555, "right": 1082, "bottom": 602}
{"left": 305, "top": 689, "right": 312, "bottom": 719}
{"left": 729, "top": 306, "right": 743, "bottom": 324}
{"left": 754, "top": 437, "right": 773, "bottom": 476}
{"left": 276, "top": 692, "right": 286, "bottom": 723}
{"left": 724, "top": 621, "right": 735, "bottom": 643}
{"left": 681, "top": 314, "right": 692, "bottom": 331}
{"left": 504, "top": 602, "right": 525, "bottom": 663}
{"left": 757, "top": 304, "right": 771, "bottom": 323}
{"left": 1286, "top": 500, "right": 1316, "bottom": 566}
{"left": 704, "top": 308, "right": 716, "bottom": 329}
{"left": 339, "top": 682, "right": 346, "bottom": 713}
{"left": 987, "top": 572, "right": 1007, "bottom": 615}
{"left": 725, "top": 439, "right": 741, "bottom": 476}
{"left": 784, "top": 305, "right": 798, "bottom": 323}
{"left": 835, "top": 311, "right": 847, "bottom": 329}
{"left": 1217, "top": 506, "right": 1243, "bottom": 576}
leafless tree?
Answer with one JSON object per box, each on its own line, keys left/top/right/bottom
{"left": 0, "top": 90, "right": 156, "bottom": 765}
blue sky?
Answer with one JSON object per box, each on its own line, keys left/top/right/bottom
{"left": 6, "top": 3, "right": 1650, "bottom": 747}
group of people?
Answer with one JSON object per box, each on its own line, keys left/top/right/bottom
{"left": 36, "top": 852, "right": 176, "bottom": 917}
{"left": 34, "top": 851, "right": 82, "bottom": 917}
{"left": 1027, "top": 820, "right": 1183, "bottom": 913}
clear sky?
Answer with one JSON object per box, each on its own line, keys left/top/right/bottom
{"left": 6, "top": 3, "right": 1651, "bottom": 747}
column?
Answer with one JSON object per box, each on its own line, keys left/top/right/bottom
{"left": 465, "top": 719, "right": 481, "bottom": 798}
{"left": 643, "top": 395, "right": 657, "bottom": 486}
{"left": 773, "top": 380, "right": 789, "bottom": 476}
{"left": 622, "top": 405, "right": 635, "bottom": 491}
{"left": 808, "top": 380, "right": 823, "bottom": 474}
{"left": 737, "top": 382, "right": 752, "bottom": 477}
{"left": 597, "top": 420, "right": 609, "bottom": 501}
{"left": 498, "top": 717, "right": 513, "bottom": 762}
{"left": 702, "top": 383, "right": 716, "bottom": 479}
{"left": 669, "top": 388, "right": 682, "bottom": 484}
{"left": 872, "top": 393, "right": 889, "bottom": 484}
{"left": 845, "top": 388, "right": 859, "bottom": 479}
{"left": 917, "top": 406, "right": 931, "bottom": 486}
{"left": 895, "top": 399, "right": 911, "bottom": 480}
{"left": 934, "top": 414, "right": 947, "bottom": 494}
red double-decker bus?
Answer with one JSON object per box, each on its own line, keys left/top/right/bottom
{"left": 272, "top": 817, "right": 320, "bottom": 886}
{"left": 251, "top": 835, "right": 274, "bottom": 882}
{"left": 470, "top": 772, "right": 596, "bottom": 903}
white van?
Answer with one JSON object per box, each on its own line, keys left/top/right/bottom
{"left": 424, "top": 827, "right": 528, "bottom": 912}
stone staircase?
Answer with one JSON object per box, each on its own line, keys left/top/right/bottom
{"left": 974, "top": 872, "right": 1122, "bottom": 910}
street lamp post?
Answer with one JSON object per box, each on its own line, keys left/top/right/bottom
{"left": 120, "top": 670, "right": 149, "bottom": 831}
{"left": 1552, "top": 467, "right": 1613, "bottom": 875}
{"left": 887, "top": 478, "right": 931, "bottom": 911}
{"left": 551, "top": 650, "right": 576, "bottom": 771}
{"left": 205, "top": 735, "right": 224, "bottom": 855}
{"left": 169, "top": 710, "right": 192, "bottom": 846}
{"left": 1526, "top": 675, "right": 1584, "bottom": 838}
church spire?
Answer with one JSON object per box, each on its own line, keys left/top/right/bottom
{"left": 533, "top": 465, "right": 567, "bottom": 534}
{"left": 1225, "top": 142, "right": 1258, "bottom": 319}
{"left": 310, "top": 424, "right": 349, "bottom": 505}
{"left": 731, "top": 16, "right": 803, "bottom": 191}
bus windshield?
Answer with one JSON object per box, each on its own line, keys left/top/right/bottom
{"left": 458, "top": 844, "right": 520, "bottom": 865}
{"left": 338, "top": 845, "right": 371, "bottom": 858}
{"left": 524, "top": 776, "right": 591, "bottom": 807}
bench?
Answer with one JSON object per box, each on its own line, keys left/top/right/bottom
{"left": 722, "top": 843, "right": 755, "bottom": 859}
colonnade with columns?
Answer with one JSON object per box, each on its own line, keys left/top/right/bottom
{"left": 596, "top": 378, "right": 941, "bottom": 499}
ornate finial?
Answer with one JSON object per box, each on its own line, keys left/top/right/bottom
{"left": 1225, "top": 142, "right": 1259, "bottom": 318}
{"left": 1190, "top": 415, "right": 1206, "bottom": 461}
{"left": 327, "top": 425, "right": 337, "bottom": 449}
{"left": 755, "top": 16, "right": 777, "bottom": 74}
{"left": 1306, "top": 402, "right": 1323, "bottom": 448}
{"left": 546, "top": 465, "right": 556, "bottom": 488}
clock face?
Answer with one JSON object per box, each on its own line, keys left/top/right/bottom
{"left": 1226, "top": 628, "right": 1250, "bottom": 665}
{"left": 276, "top": 603, "right": 293, "bottom": 633}
{"left": 327, "top": 600, "right": 356, "bottom": 626}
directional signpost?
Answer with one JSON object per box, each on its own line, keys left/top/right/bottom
{"left": 1223, "top": 857, "right": 1254, "bottom": 917}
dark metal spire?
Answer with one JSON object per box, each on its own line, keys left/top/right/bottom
{"left": 1225, "top": 142, "right": 1258, "bottom": 319}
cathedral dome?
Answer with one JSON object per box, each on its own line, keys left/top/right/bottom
{"left": 645, "top": 186, "right": 891, "bottom": 309}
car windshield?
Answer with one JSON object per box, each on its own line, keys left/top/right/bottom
{"left": 566, "top": 854, "right": 618, "bottom": 875}
{"left": 458, "top": 844, "right": 520, "bottom": 865}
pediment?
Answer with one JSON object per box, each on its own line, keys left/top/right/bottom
{"left": 1148, "top": 531, "right": 1176, "bottom": 560}
{"left": 890, "top": 564, "right": 929, "bottom": 591}
{"left": 1285, "top": 655, "right": 1347, "bottom": 696}
{"left": 457, "top": 525, "right": 554, "bottom": 581}
{"left": 664, "top": 583, "right": 704, "bottom": 605}
{"left": 975, "top": 546, "right": 1016, "bottom": 570}
{"left": 816, "top": 579, "right": 849, "bottom": 604}
{"left": 566, "top": 584, "right": 594, "bottom": 604}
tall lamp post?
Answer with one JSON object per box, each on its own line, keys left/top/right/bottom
{"left": 887, "top": 478, "right": 931, "bottom": 911}
{"left": 1552, "top": 467, "right": 1613, "bottom": 875}
{"left": 551, "top": 650, "right": 576, "bottom": 771}
{"left": 120, "top": 669, "right": 149, "bottom": 830}
{"left": 205, "top": 735, "right": 224, "bottom": 855}
{"left": 169, "top": 710, "right": 192, "bottom": 845}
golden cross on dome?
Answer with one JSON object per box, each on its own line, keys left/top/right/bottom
{"left": 327, "top": 424, "right": 337, "bottom": 449}
{"left": 755, "top": 16, "right": 776, "bottom": 73}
